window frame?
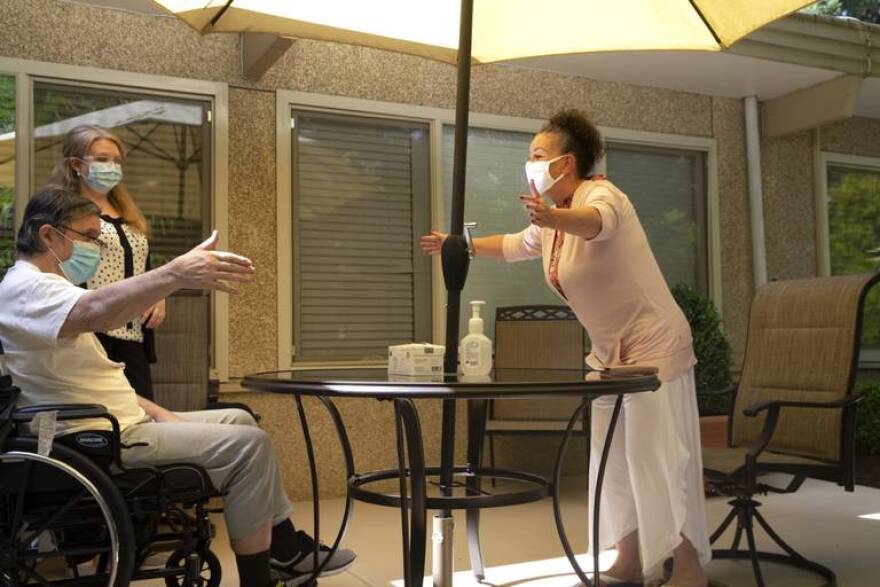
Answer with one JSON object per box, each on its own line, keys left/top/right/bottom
{"left": 817, "top": 150, "right": 880, "bottom": 367}
{"left": 276, "top": 90, "right": 721, "bottom": 370}
{"left": 0, "top": 57, "right": 231, "bottom": 381}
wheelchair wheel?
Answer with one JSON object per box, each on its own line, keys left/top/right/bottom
{"left": 0, "top": 438, "right": 136, "bottom": 586}
{"left": 164, "top": 549, "right": 221, "bottom": 587}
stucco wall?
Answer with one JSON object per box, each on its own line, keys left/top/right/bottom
{"left": 761, "top": 130, "right": 818, "bottom": 281}
{"left": 821, "top": 117, "right": 880, "bottom": 158}
{"left": 711, "top": 98, "right": 752, "bottom": 362}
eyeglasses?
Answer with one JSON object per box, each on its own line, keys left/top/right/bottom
{"left": 58, "top": 225, "right": 106, "bottom": 250}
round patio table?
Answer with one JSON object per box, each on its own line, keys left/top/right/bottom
{"left": 243, "top": 367, "right": 659, "bottom": 586}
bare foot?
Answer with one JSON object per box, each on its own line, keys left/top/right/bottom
{"left": 663, "top": 535, "right": 707, "bottom": 587}
{"left": 601, "top": 564, "right": 643, "bottom": 583}
{"left": 603, "top": 530, "right": 642, "bottom": 583}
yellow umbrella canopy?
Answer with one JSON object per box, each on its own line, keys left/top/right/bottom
{"left": 154, "top": 0, "right": 815, "bottom": 62}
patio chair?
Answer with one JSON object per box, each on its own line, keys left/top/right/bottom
{"left": 152, "top": 293, "right": 257, "bottom": 418}
{"left": 485, "top": 305, "right": 589, "bottom": 472}
{"left": 702, "top": 271, "right": 880, "bottom": 587}
{"left": 151, "top": 293, "right": 212, "bottom": 411}
{"left": 464, "top": 304, "right": 587, "bottom": 580}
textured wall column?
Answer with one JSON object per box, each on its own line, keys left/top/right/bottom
{"left": 228, "top": 88, "right": 278, "bottom": 376}
{"left": 712, "top": 97, "right": 752, "bottom": 364}
{"left": 761, "top": 130, "right": 817, "bottom": 281}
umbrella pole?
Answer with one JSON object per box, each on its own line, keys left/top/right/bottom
{"left": 434, "top": 1, "right": 473, "bottom": 586}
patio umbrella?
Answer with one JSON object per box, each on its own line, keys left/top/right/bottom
{"left": 154, "top": 0, "right": 815, "bottom": 372}
{"left": 153, "top": 3, "right": 816, "bottom": 583}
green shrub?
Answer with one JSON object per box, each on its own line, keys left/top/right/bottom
{"left": 671, "top": 283, "right": 733, "bottom": 416}
{"left": 856, "top": 378, "right": 880, "bottom": 455}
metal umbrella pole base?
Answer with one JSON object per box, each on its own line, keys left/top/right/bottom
{"left": 433, "top": 515, "right": 455, "bottom": 587}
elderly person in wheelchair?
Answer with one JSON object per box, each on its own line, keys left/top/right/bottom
{"left": 0, "top": 187, "right": 355, "bottom": 586}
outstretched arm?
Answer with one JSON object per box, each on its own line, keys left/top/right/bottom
{"left": 60, "top": 231, "right": 254, "bottom": 338}
{"left": 419, "top": 231, "right": 506, "bottom": 260}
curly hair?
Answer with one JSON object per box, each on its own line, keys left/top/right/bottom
{"left": 539, "top": 109, "right": 605, "bottom": 179}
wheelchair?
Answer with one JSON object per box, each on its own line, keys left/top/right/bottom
{"left": 0, "top": 375, "right": 224, "bottom": 587}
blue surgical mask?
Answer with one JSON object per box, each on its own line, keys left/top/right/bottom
{"left": 83, "top": 160, "right": 123, "bottom": 194}
{"left": 50, "top": 229, "right": 102, "bottom": 284}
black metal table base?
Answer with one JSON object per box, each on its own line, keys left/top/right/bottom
{"left": 291, "top": 393, "right": 625, "bottom": 587}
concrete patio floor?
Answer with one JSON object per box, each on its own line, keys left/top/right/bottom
{"left": 146, "top": 473, "right": 880, "bottom": 587}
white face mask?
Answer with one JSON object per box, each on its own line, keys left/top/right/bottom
{"left": 525, "top": 154, "right": 567, "bottom": 195}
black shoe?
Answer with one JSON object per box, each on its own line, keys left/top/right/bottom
{"left": 270, "top": 531, "right": 356, "bottom": 578}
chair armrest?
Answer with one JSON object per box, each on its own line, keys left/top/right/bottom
{"left": 743, "top": 393, "right": 864, "bottom": 418}
{"left": 697, "top": 382, "right": 738, "bottom": 398}
{"left": 12, "top": 403, "right": 109, "bottom": 422}
{"left": 740, "top": 393, "right": 864, "bottom": 487}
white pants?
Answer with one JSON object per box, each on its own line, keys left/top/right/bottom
{"left": 588, "top": 369, "right": 710, "bottom": 579}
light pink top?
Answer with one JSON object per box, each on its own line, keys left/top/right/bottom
{"left": 502, "top": 177, "right": 696, "bottom": 382}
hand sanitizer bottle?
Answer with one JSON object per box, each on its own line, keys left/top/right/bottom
{"left": 459, "top": 301, "right": 493, "bottom": 376}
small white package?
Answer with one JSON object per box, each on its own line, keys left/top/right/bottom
{"left": 388, "top": 343, "right": 445, "bottom": 376}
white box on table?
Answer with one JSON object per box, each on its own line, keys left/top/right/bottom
{"left": 388, "top": 343, "right": 445, "bottom": 376}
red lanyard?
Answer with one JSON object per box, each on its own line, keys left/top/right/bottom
{"left": 547, "top": 175, "right": 606, "bottom": 300}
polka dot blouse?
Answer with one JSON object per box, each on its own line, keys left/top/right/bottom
{"left": 87, "top": 216, "right": 150, "bottom": 342}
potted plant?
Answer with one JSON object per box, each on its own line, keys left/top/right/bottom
{"left": 671, "top": 283, "right": 733, "bottom": 448}
{"left": 856, "top": 378, "right": 880, "bottom": 489}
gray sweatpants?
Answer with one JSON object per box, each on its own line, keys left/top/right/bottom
{"left": 119, "top": 408, "right": 294, "bottom": 540}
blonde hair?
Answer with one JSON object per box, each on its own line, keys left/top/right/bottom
{"left": 46, "top": 124, "right": 149, "bottom": 235}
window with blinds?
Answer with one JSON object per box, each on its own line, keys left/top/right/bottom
{"left": 443, "top": 126, "right": 708, "bottom": 339}
{"left": 606, "top": 143, "right": 708, "bottom": 293}
{"left": 442, "top": 126, "right": 560, "bottom": 340}
{"left": 292, "top": 112, "right": 431, "bottom": 362}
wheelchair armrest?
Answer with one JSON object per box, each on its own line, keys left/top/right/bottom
{"left": 12, "top": 403, "right": 109, "bottom": 422}
{"left": 11, "top": 403, "right": 123, "bottom": 465}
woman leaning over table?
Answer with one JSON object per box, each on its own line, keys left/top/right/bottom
{"left": 421, "top": 110, "right": 710, "bottom": 587}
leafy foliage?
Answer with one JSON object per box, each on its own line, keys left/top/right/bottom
{"left": 1, "top": 75, "right": 14, "bottom": 279}
{"left": 802, "top": 0, "right": 880, "bottom": 23}
{"left": 671, "top": 283, "right": 733, "bottom": 416}
{"left": 0, "top": 75, "right": 13, "bottom": 134}
{"left": 828, "top": 169, "right": 880, "bottom": 346}
{"left": 856, "top": 379, "right": 880, "bottom": 455}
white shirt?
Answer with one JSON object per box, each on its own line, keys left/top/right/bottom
{"left": 502, "top": 178, "right": 696, "bottom": 382}
{"left": 0, "top": 261, "right": 146, "bottom": 432}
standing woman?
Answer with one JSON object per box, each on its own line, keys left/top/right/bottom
{"left": 421, "top": 110, "right": 710, "bottom": 587}
{"left": 46, "top": 124, "right": 164, "bottom": 400}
